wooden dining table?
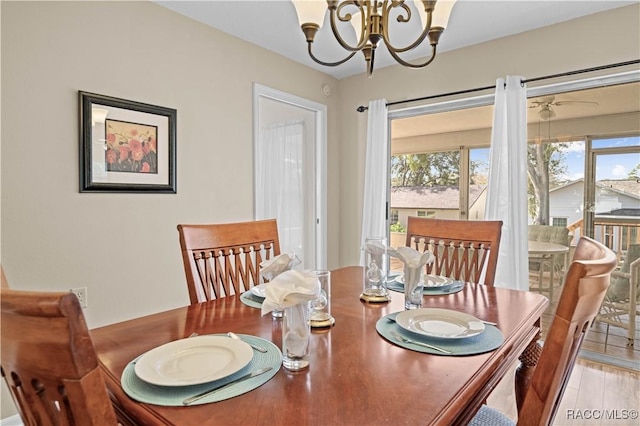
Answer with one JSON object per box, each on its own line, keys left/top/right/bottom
{"left": 92, "top": 266, "right": 548, "bottom": 426}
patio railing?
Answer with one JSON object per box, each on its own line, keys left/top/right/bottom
{"left": 568, "top": 216, "right": 640, "bottom": 260}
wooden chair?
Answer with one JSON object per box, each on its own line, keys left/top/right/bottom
{"left": 1, "top": 288, "right": 118, "bottom": 426}
{"left": 177, "top": 219, "right": 281, "bottom": 304}
{"left": 469, "top": 236, "right": 617, "bottom": 426}
{"left": 405, "top": 217, "right": 503, "bottom": 286}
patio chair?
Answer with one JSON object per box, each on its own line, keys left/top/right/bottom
{"left": 405, "top": 217, "right": 503, "bottom": 286}
{"left": 528, "top": 224, "right": 571, "bottom": 302}
{"left": 597, "top": 243, "right": 640, "bottom": 347}
{"left": 177, "top": 219, "right": 281, "bottom": 304}
{"left": 469, "top": 236, "right": 617, "bottom": 426}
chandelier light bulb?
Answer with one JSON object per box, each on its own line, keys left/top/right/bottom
{"left": 292, "top": 0, "right": 457, "bottom": 77}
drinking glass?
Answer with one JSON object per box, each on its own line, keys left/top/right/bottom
{"left": 404, "top": 266, "right": 424, "bottom": 310}
{"left": 282, "top": 302, "right": 311, "bottom": 370}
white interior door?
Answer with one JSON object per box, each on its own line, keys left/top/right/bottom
{"left": 253, "top": 84, "right": 327, "bottom": 269}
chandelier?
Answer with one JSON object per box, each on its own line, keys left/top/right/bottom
{"left": 292, "top": 0, "right": 456, "bottom": 77}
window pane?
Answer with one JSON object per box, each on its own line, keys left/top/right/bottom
{"left": 470, "top": 147, "right": 490, "bottom": 220}
{"left": 552, "top": 217, "right": 568, "bottom": 227}
{"left": 390, "top": 209, "right": 399, "bottom": 224}
{"left": 592, "top": 136, "right": 640, "bottom": 149}
{"left": 390, "top": 151, "right": 461, "bottom": 230}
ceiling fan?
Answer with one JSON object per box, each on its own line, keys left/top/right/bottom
{"left": 529, "top": 95, "right": 599, "bottom": 120}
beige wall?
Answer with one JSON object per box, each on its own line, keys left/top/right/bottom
{"left": 0, "top": 0, "right": 340, "bottom": 327}
{"left": 0, "top": 2, "right": 340, "bottom": 416}
{"left": 337, "top": 3, "right": 640, "bottom": 266}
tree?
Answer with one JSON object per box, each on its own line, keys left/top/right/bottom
{"left": 628, "top": 163, "right": 640, "bottom": 180}
{"left": 527, "top": 142, "right": 569, "bottom": 225}
{"left": 391, "top": 152, "right": 460, "bottom": 186}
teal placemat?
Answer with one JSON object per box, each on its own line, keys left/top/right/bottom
{"left": 386, "top": 280, "right": 465, "bottom": 296}
{"left": 376, "top": 313, "right": 503, "bottom": 356}
{"left": 121, "top": 335, "right": 281, "bottom": 406}
{"left": 240, "top": 291, "right": 263, "bottom": 309}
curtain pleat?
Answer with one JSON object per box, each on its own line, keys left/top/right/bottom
{"left": 256, "top": 120, "right": 305, "bottom": 260}
{"left": 360, "top": 99, "right": 388, "bottom": 264}
{"left": 485, "top": 76, "right": 529, "bottom": 291}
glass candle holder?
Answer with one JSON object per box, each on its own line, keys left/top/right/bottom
{"left": 310, "top": 270, "right": 335, "bottom": 328}
{"left": 360, "top": 237, "right": 391, "bottom": 303}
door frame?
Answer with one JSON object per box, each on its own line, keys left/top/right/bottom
{"left": 252, "top": 83, "right": 327, "bottom": 269}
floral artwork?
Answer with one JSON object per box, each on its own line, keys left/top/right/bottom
{"left": 105, "top": 119, "right": 158, "bottom": 174}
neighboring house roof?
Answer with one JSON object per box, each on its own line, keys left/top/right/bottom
{"left": 550, "top": 178, "right": 640, "bottom": 201}
{"left": 390, "top": 185, "right": 486, "bottom": 209}
{"left": 597, "top": 179, "right": 640, "bottom": 199}
{"left": 598, "top": 208, "right": 640, "bottom": 217}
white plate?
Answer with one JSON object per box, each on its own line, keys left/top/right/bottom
{"left": 250, "top": 284, "right": 266, "bottom": 298}
{"left": 392, "top": 274, "right": 456, "bottom": 289}
{"left": 395, "top": 308, "right": 485, "bottom": 339}
{"left": 134, "top": 336, "right": 253, "bottom": 386}
{"left": 423, "top": 275, "right": 455, "bottom": 288}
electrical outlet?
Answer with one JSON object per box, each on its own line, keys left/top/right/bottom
{"left": 70, "top": 287, "right": 88, "bottom": 309}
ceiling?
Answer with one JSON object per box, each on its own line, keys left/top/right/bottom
{"left": 392, "top": 82, "right": 640, "bottom": 138}
{"left": 154, "top": 0, "right": 635, "bottom": 80}
{"left": 153, "top": 1, "right": 638, "bottom": 139}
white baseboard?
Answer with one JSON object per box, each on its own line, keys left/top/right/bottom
{"left": 0, "top": 415, "right": 23, "bottom": 426}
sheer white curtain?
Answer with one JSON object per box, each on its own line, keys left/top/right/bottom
{"left": 360, "top": 99, "right": 388, "bottom": 264}
{"left": 485, "top": 76, "right": 529, "bottom": 291}
{"left": 256, "top": 120, "right": 305, "bottom": 259}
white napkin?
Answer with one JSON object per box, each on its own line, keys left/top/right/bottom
{"left": 260, "top": 252, "right": 301, "bottom": 281}
{"left": 388, "top": 246, "right": 434, "bottom": 268}
{"left": 388, "top": 246, "right": 435, "bottom": 286}
{"left": 260, "top": 270, "right": 320, "bottom": 316}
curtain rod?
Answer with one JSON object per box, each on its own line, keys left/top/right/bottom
{"left": 355, "top": 59, "right": 640, "bottom": 112}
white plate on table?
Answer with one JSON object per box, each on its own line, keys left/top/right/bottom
{"left": 392, "top": 274, "right": 456, "bottom": 289}
{"left": 395, "top": 308, "right": 485, "bottom": 339}
{"left": 250, "top": 284, "right": 266, "bottom": 298}
{"left": 134, "top": 335, "right": 253, "bottom": 386}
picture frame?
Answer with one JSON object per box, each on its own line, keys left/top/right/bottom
{"left": 79, "top": 91, "right": 177, "bottom": 193}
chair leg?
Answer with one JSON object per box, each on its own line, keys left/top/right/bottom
{"left": 604, "top": 323, "right": 610, "bottom": 350}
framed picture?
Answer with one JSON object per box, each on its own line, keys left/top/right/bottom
{"left": 79, "top": 91, "right": 177, "bottom": 193}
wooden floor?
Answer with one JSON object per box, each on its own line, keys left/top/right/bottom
{"left": 484, "top": 276, "right": 640, "bottom": 425}
{"left": 537, "top": 277, "right": 639, "bottom": 368}
{"left": 487, "top": 359, "right": 640, "bottom": 425}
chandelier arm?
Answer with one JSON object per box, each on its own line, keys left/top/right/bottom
{"left": 329, "top": 1, "right": 370, "bottom": 52}
{"left": 386, "top": 44, "right": 438, "bottom": 69}
{"left": 382, "top": 6, "right": 434, "bottom": 54}
{"left": 307, "top": 43, "right": 358, "bottom": 67}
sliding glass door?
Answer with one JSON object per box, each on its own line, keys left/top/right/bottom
{"left": 584, "top": 136, "right": 640, "bottom": 256}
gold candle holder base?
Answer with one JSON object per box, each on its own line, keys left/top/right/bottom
{"left": 360, "top": 292, "right": 391, "bottom": 303}
{"left": 310, "top": 316, "right": 335, "bottom": 328}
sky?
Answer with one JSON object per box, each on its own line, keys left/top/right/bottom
{"left": 470, "top": 136, "right": 639, "bottom": 182}
{"left": 562, "top": 136, "right": 639, "bottom": 181}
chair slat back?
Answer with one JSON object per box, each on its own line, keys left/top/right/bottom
{"left": 405, "top": 217, "right": 503, "bottom": 286}
{"left": 518, "top": 237, "right": 617, "bottom": 426}
{"left": 177, "top": 219, "right": 281, "bottom": 304}
{"left": 1, "top": 289, "right": 118, "bottom": 426}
